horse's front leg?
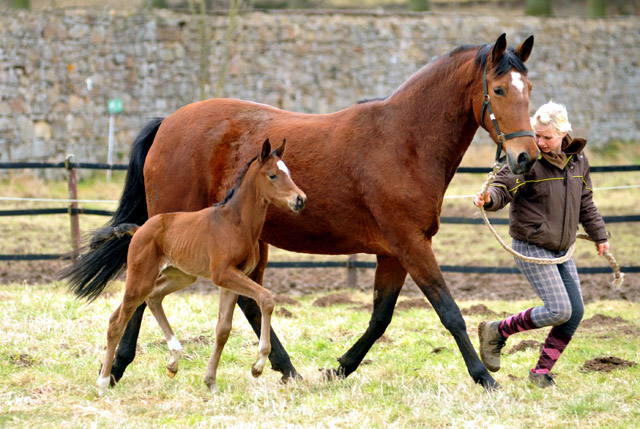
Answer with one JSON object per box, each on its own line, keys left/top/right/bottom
{"left": 325, "top": 255, "right": 407, "bottom": 378}
{"left": 146, "top": 267, "right": 197, "bottom": 378}
{"left": 236, "top": 240, "right": 300, "bottom": 381}
{"left": 203, "top": 288, "right": 238, "bottom": 393}
{"left": 401, "top": 239, "right": 498, "bottom": 391}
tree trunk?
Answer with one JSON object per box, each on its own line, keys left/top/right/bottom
{"left": 525, "top": 0, "right": 552, "bottom": 16}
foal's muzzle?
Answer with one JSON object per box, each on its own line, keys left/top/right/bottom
{"left": 291, "top": 194, "right": 306, "bottom": 212}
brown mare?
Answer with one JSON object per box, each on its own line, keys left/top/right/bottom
{"left": 62, "top": 34, "right": 538, "bottom": 390}
{"left": 94, "top": 139, "right": 306, "bottom": 393}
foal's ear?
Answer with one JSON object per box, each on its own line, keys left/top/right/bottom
{"left": 274, "top": 139, "right": 286, "bottom": 159}
{"left": 514, "top": 35, "right": 534, "bottom": 64}
{"left": 260, "top": 138, "right": 271, "bottom": 163}
{"left": 490, "top": 33, "right": 507, "bottom": 64}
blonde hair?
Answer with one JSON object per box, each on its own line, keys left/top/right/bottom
{"left": 530, "top": 101, "right": 572, "bottom": 137}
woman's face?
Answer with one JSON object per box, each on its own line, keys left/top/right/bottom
{"left": 534, "top": 125, "right": 565, "bottom": 153}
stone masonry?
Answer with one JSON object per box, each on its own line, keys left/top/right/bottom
{"left": 1, "top": 9, "right": 639, "bottom": 168}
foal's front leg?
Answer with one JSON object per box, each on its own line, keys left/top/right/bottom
{"left": 213, "top": 268, "right": 275, "bottom": 381}
{"left": 203, "top": 288, "right": 238, "bottom": 393}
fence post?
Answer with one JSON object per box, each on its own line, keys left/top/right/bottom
{"left": 66, "top": 154, "right": 81, "bottom": 259}
{"left": 347, "top": 254, "right": 358, "bottom": 288}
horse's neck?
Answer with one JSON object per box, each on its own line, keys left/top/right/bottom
{"left": 387, "top": 53, "right": 480, "bottom": 181}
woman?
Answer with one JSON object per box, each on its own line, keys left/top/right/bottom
{"left": 473, "top": 101, "right": 609, "bottom": 387}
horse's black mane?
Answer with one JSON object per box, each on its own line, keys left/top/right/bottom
{"left": 357, "top": 40, "right": 527, "bottom": 105}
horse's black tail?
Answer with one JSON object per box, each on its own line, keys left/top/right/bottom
{"left": 58, "top": 118, "right": 164, "bottom": 301}
{"left": 89, "top": 223, "right": 140, "bottom": 250}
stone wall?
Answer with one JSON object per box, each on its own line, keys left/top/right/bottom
{"left": 1, "top": 9, "right": 639, "bottom": 168}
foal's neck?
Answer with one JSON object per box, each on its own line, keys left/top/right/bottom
{"left": 224, "top": 165, "right": 270, "bottom": 238}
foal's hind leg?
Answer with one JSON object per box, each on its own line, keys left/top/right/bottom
{"left": 146, "top": 267, "right": 197, "bottom": 378}
{"left": 203, "top": 288, "right": 238, "bottom": 393}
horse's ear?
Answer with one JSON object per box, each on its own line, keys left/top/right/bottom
{"left": 514, "top": 35, "right": 534, "bottom": 64}
{"left": 490, "top": 33, "right": 507, "bottom": 64}
{"left": 260, "top": 138, "right": 271, "bottom": 163}
{"left": 274, "top": 139, "right": 286, "bottom": 158}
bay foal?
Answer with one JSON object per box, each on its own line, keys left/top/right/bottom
{"left": 96, "top": 139, "right": 306, "bottom": 393}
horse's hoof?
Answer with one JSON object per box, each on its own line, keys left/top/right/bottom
{"left": 166, "top": 360, "right": 179, "bottom": 378}
{"left": 205, "top": 381, "right": 219, "bottom": 394}
{"left": 251, "top": 364, "right": 264, "bottom": 378}
{"left": 319, "top": 367, "right": 346, "bottom": 381}
{"left": 481, "top": 377, "right": 501, "bottom": 392}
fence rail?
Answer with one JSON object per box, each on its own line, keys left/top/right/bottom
{"left": 2, "top": 159, "right": 639, "bottom": 278}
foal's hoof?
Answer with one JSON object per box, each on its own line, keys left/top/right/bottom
{"left": 320, "top": 367, "right": 346, "bottom": 381}
{"left": 251, "top": 364, "right": 264, "bottom": 378}
{"left": 166, "top": 361, "right": 179, "bottom": 378}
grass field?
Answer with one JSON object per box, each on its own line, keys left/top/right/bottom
{"left": 1, "top": 282, "right": 639, "bottom": 427}
{"left": 1, "top": 143, "right": 639, "bottom": 426}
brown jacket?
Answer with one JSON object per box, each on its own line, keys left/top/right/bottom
{"left": 485, "top": 135, "right": 608, "bottom": 252}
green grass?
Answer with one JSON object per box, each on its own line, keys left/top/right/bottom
{"left": 0, "top": 282, "right": 639, "bottom": 427}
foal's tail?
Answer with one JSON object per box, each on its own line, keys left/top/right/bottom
{"left": 58, "top": 118, "right": 164, "bottom": 301}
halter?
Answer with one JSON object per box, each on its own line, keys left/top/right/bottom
{"left": 481, "top": 61, "right": 535, "bottom": 163}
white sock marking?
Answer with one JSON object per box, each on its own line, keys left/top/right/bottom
{"left": 277, "top": 160, "right": 290, "bottom": 176}
{"left": 167, "top": 336, "right": 182, "bottom": 353}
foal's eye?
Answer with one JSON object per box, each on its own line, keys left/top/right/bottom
{"left": 493, "top": 87, "right": 506, "bottom": 97}
{"left": 268, "top": 173, "right": 277, "bottom": 180}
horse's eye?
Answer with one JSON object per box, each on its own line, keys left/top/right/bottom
{"left": 268, "top": 173, "right": 277, "bottom": 180}
{"left": 493, "top": 87, "right": 506, "bottom": 97}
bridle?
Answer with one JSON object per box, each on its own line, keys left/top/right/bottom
{"left": 481, "top": 61, "right": 535, "bottom": 163}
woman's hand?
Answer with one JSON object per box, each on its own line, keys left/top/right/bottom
{"left": 596, "top": 241, "right": 610, "bottom": 256}
{"left": 473, "top": 191, "right": 491, "bottom": 208}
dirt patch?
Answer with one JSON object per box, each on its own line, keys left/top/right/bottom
{"left": 9, "top": 353, "right": 38, "bottom": 367}
{"left": 312, "top": 292, "right": 358, "bottom": 307}
{"left": 461, "top": 303, "right": 497, "bottom": 316}
{"left": 274, "top": 294, "right": 300, "bottom": 306}
{"left": 580, "top": 314, "right": 640, "bottom": 337}
{"left": 395, "top": 298, "right": 431, "bottom": 311}
{"left": 507, "top": 340, "right": 542, "bottom": 355}
{"left": 581, "top": 356, "right": 637, "bottom": 373}
{"left": 276, "top": 307, "right": 294, "bottom": 318}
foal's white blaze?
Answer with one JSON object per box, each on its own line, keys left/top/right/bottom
{"left": 276, "top": 160, "right": 290, "bottom": 176}
{"left": 511, "top": 71, "right": 525, "bottom": 94}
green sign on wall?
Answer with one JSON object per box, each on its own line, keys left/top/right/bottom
{"left": 107, "top": 98, "right": 123, "bottom": 114}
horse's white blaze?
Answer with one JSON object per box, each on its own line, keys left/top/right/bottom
{"left": 167, "top": 335, "right": 182, "bottom": 353}
{"left": 511, "top": 71, "right": 525, "bottom": 94}
{"left": 277, "top": 160, "right": 290, "bottom": 176}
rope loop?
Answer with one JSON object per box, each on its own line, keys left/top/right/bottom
{"left": 477, "top": 164, "right": 624, "bottom": 289}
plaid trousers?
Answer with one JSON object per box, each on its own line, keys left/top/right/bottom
{"left": 512, "top": 239, "right": 584, "bottom": 336}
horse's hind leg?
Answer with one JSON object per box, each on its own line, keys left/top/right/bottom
{"left": 203, "top": 288, "right": 238, "bottom": 393}
{"left": 146, "top": 267, "right": 197, "bottom": 378}
{"left": 327, "top": 255, "right": 406, "bottom": 378}
{"left": 110, "top": 303, "right": 146, "bottom": 386}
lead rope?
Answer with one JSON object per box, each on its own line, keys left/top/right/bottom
{"left": 478, "top": 162, "right": 625, "bottom": 292}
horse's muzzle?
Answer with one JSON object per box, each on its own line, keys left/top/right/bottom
{"left": 291, "top": 194, "right": 307, "bottom": 212}
{"left": 508, "top": 149, "right": 538, "bottom": 175}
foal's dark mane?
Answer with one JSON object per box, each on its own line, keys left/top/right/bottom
{"left": 214, "top": 154, "right": 260, "bottom": 207}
